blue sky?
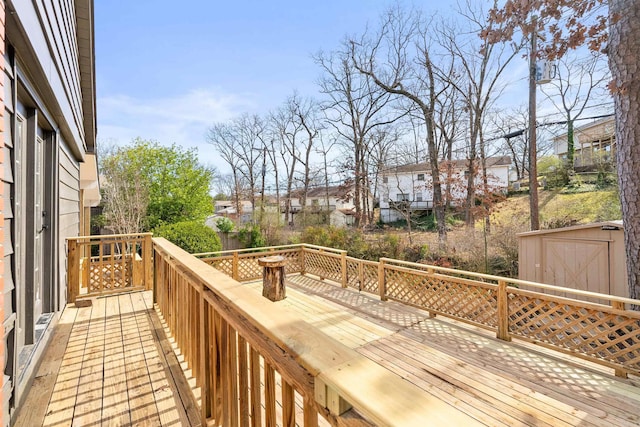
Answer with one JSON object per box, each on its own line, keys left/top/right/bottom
{"left": 95, "top": 1, "right": 456, "bottom": 170}
{"left": 95, "top": 1, "right": 612, "bottom": 174}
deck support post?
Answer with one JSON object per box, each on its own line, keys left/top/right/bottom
{"left": 258, "top": 256, "right": 287, "bottom": 301}
{"left": 378, "top": 259, "right": 387, "bottom": 301}
{"left": 67, "top": 238, "right": 79, "bottom": 303}
{"left": 611, "top": 300, "right": 629, "bottom": 378}
{"left": 314, "top": 378, "right": 352, "bottom": 416}
{"left": 143, "top": 233, "right": 153, "bottom": 290}
{"left": 497, "top": 280, "right": 511, "bottom": 342}
{"left": 232, "top": 252, "right": 239, "bottom": 281}
{"left": 341, "top": 252, "right": 347, "bottom": 288}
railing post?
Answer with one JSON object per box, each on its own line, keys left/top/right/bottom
{"left": 143, "top": 233, "right": 153, "bottom": 290}
{"left": 496, "top": 280, "right": 511, "bottom": 342}
{"left": 315, "top": 378, "right": 352, "bottom": 416}
{"left": 200, "top": 285, "right": 212, "bottom": 422}
{"left": 232, "top": 251, "right": 239, "bottom": 281}
{"left": 611, "top": 300, "right": 628, "bottom": 378}
{"left": 341, "top": 252, "right": 347, "bottom": 288}
{"left": 299, "top": 246, "right": 306, "bottom": 276}
{"left": 426, "top": 267, "right": 436, "bottom": 318}
{"left": 358, "top": 261, "right": 364, "bottom": 292}
{"left": 378, "top": 259, "right": 387, "bottom": 301}
{"left": 67, "top": 238, "right": 79, "bottom": 303}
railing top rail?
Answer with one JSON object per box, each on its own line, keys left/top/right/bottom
{"left": 194, "top": 243, "right": 347, "bottom": 258}
{"left": 193, "top": 243, "right": 305, "bottom": 257}
{"left": 300, "top": 243, "right": 347, "bottom": 254}
{"left": 154, "top": 237, "right": 462, "bottom": 425}
{"left": 67, "top": 232, "right": 153, "bottom": 241}
{"left": 380, "top": 257, "right": 640, "bottom": 306}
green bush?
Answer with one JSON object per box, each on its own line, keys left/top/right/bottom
{"left": 215, "top": 217, "right": 235, "bottom": 233}
{"left": 154, "top": 220, "right": 221, "bottom": 253}
{"left": 297, "top": 226, "right": 368, "bottom": 258}
{"left": 238, "top": 224, "right": 267, "bottom": 248}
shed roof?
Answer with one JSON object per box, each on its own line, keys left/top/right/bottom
{"left": 516, "top": 220, "right": 623, "bottom": 238}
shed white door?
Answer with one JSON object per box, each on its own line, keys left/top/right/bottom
{"left": 542, "top": 238, "right": 610, "bottom": 297}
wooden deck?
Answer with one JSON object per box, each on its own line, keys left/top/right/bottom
{"left": 14, "top": 291, "right": 199, "bottom": 427}
{"left": 16, "top": 274, "right": 640, "bottom": 427}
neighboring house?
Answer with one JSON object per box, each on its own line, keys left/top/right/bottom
{"left": 285, "top": 185, "right": 370, "bottom": 227}
{"left": 378, "top": 156, "right": 511, "bottom": 223}
{"left": 214, "top": 200, "right": 253, "bottom": 224}
{"left": 1, "top": 1, "right": 99, "bottom": 424}
{"left": 553, "top": 116, "right": 615, "bottom": 170}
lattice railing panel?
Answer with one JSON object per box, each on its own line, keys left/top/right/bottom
{"left": 237, "top": 255, "right": 265, "bottom": 281}
{"left": 203, "top": 256, "right": 234, "bottom": 277}
{"left": 346, "top": 259, "right": 360, "bottom": 289}
{"left": 385, "top": 268, "right": 498, "bottom": 328}
{"left": 304, "top": 251, "right": 342, "bottom": 282}
{"left": 508, "top": 290, "right": 640, "bottom": 373}
{"left": 88, "top": 255, "right": 133, "bottom": 292}
{"left": 279, "top": 249, "right": 302, "bottom": 275}
{"left": 361, "top": 263, "right": 379, "bottom": 294}
{"left": 201, "top": 249, "right": 302, "bottom": 282}
{"left": 345, "top": 258, "right": 380, "bottom": 294}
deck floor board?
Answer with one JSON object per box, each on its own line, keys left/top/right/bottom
{"left": 16, "top": 291, "right": 195, "bottom": 427}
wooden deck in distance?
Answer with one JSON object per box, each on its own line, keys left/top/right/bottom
{"left": 16, "top": 274, "right": 640, "bottom": 427}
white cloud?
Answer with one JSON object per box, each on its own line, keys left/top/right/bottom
{"left": 97, "top": 88, "right": 256, "bottom": 171}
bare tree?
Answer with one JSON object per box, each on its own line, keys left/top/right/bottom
{"left": 207, "top": 122, "right": 243, "bottom": 215}
{"left": 315, "top": 40, "right": 401, "bottom": 227}
{"left": 213, "top": 173, "right": 236, "bottom": 199}
{"left": 268, "top": 93, "right": 323, "bottom": 226}
{"left": 350, "top": 5, "right": 449, "bottom": 247}
{"left": 540, "top": 51, "right": 610, "bottom": 173}
{"left": 101, "top": 149, "right": 149, "bottom": 234}
{"left": 437, "top": 2, "right": 521, "bottom": 226}
{"left": 289, "top": 94, "right": 323, "bottom": 224}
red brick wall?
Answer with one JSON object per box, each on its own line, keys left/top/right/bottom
{"left": 0, "top": 0, "right": 5, "bottom": 418}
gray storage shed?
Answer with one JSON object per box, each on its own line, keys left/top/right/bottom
{"left": 517, "top": 221, "right": 628, "bottom": 299}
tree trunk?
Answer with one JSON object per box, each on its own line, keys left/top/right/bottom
{"left": 609, "top": 0, "right": 640, "bottom": 301}
{"left": 566, "top": 119, "right": 575, "bottom": 172}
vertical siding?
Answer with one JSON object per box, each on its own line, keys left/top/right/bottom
{"left": 36, "top": 0, "right": 83, "bottom": 140}
{"left": 10, "top": 0, "right": 86, "bottom": 152}
{"left": 58, "top": 140, "right": 79, "bottom": 307}
{"left": 0, "top": 3, "right": 6, "bottom": 423}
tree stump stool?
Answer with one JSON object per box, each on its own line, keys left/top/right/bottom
{"left": 258, "top": 255, "right": 287, "bottom": 301}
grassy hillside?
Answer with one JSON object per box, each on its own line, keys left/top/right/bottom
{"left": 491, "top": 189, "right": 621, "bottom": 229}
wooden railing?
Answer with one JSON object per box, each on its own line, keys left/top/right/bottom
{"left": 155, "top": 238, "right": 468, "bottom": 426}
{"left": 198, "top": 244, "right": 640, "bottom": 378}
{"left": 66, "top": 233, "right": 153, "bottom": 302}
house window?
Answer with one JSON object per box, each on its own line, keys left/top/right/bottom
{"left": 416, "top": 192, "right": 423, "bottom": 202}
{"left": 383, "top": 176, "right": 388, "bottom": 184}
{"left": 417, "top": 173, "right": 425, "bottom": 181}
{"left": 396, "top": 193, "right": 409, "bottom": 202}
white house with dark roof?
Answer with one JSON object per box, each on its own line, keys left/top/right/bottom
{"left": 378, "top": 156, "right": 511, "bottom": 223}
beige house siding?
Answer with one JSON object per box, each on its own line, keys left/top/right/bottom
{"left": 518, "top": 222, "right": 627, "bottom": 301}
